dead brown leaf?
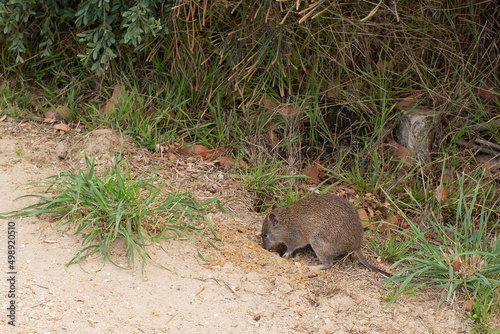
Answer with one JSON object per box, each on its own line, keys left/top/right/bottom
{"left": 213, "top": 156, "right": 235, "bottom": 168}
{"left": 387, "top": 215, "right": 400, "bottom": 227}
{"left": 193, "top": 144, "right": 211, "bottom": 156}
{"left": 306, "top": 159, "right": 320, "bottom": 184}
{"left": 213, "top": 156, "right": 247, "bottom": 169}
{"left": 199, "top": 150, "right": 213, "bottom": 159}
{"left": 387, "top": 138, "right": 413, "bottom": 164}
{"left": 212, "top": 147, "right": 225, "bottom": 157}
{"left": 435, "top": 184, "right": 447, "bottom": 203}
{"left": 366, "top": 206, "right": 374, "bottom": 217}
{"left": 177, "top": 144, "right": 222, "bottom": 159}
{"left": 262, "top": 97, "right": 278, "bottom": 110}
{"left": 358, "top": 209, "right": 370, "bottom": 228}
{"left": 276, "top": 105, "right": 300, "bottom": 117}
{"left": 450, "top": 259, "right": 461, "bottom": 272}
{"left": 464, "top": 299, "right": 473, "bottom": 311}
{"left": 267, "top": 130, "right": 280, "bottom": 146}
{"left": 56, "top": 105, "right": 70, "bottom": 120}
{"left": 178, "top": 144, "right": 196, "bottom": 155}
{"left": 53, "top": 123, "right": 70, "bottom": 132}
{"left": 400, "top": 227, "right": 413, "bottom": 238}
{"left": 18, "top": 52, "right": 28, "bottom": 72}
{"left": 102, "top": 84, "right": 122, "bottom": 113}
{"left": 0, "top": 114, "right": 6, "bottom": 122}
{"left": 379, "top": 215, "right": 400, "bottom": 234}
{"left": 172, "top": 140, "right": 188, "bottom": 149}
{"left": 478, "top": 82, "right": 500, "bottom": 104}
{"left": 43, "top": 109, "right": 58, "bottom": 123}
{"left": 396, "top": 92, "right": 423, "bottom": 108}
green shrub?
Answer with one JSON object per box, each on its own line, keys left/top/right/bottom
{"left": 0, "top": 0, "right": 171, "bottom": 70}
{"left": 2, "top": 0, "right": 498, "bottom": 101}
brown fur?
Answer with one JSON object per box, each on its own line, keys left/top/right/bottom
{"left": 261, "top": 193, "right": 391, "bottom": 277}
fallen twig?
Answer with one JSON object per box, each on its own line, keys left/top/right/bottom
{"left": 475, "top": 139, "right": 500, "bottom": 152}
{"left": 455, "top": 140, "right": 500, "bottom": 157}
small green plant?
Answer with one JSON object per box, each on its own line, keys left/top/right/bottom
{"left": 467, "top": 284, "right": 500, "bottom": 334}
{"left": 384, "top": 174, "right": 500, "bottom": 331}
{"left": 14, "top": 147, "right": 23, "bottom": 156}
{"left": 1, "top": 155, "right": 221, "bottom": 272}
{"left": 241, "top": 160, "right": 308, "bottom": 210}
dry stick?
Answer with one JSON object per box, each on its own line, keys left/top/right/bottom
{"left": 475, "top": 139, "right": 500, "bottom": 152}
{"left": 468, "top": 119, "right": 500, "bottom": 131}
{"left": 455, "top": 140, "right": 500, "bottom": 157}
{"left": 222, "top": 280, "right": 239, "bottom": 298}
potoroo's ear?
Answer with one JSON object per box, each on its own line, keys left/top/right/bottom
{"left": 272, "top": 203, "right": 279, "bottom": 210}
{"left": 268, "top": 213, "right": 279, "bottom": 227}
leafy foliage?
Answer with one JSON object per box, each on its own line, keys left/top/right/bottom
{"left": 2, "top": 0, "right": 498, "bottom": 102}
{"left": 0, "top": 0, "right": 171, "bottom": 70}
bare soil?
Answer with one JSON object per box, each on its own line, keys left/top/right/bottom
{"left": 0, "top": 119, "right": 470, "bottom": 333}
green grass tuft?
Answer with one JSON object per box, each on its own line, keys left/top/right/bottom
{"left": 383, "top": 174, "right": 500, "bottom": 331}
{"left": 0, "top": 155, "right": 221, "bottom": 272}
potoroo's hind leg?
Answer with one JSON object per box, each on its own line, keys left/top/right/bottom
{"left": 309, "top": 236, "right": 345, "bottom": 270}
